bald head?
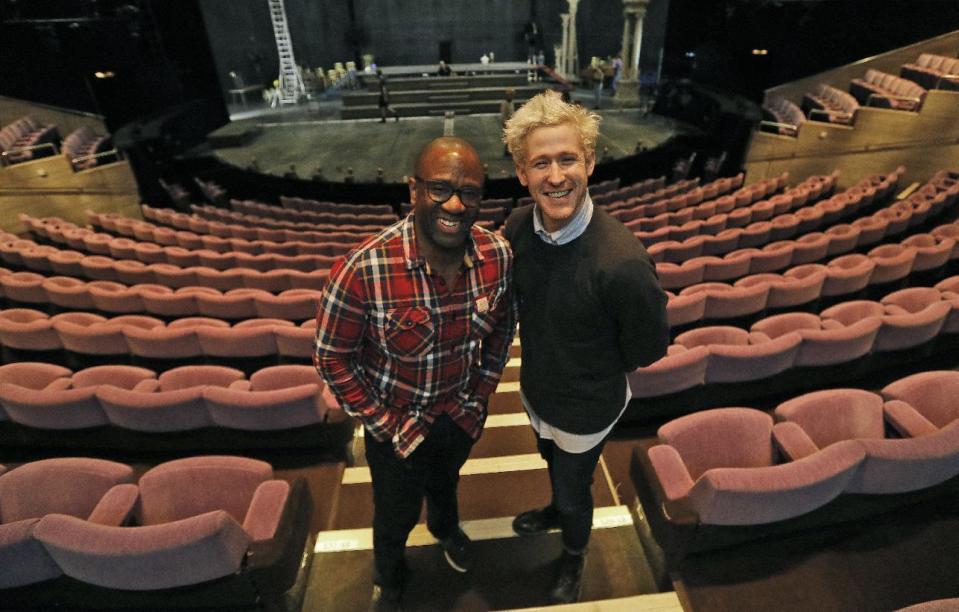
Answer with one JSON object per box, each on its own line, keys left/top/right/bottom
{"left": 414, "top": 136, "right": 482, "bottom": 180}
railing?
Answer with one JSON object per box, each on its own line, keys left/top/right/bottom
{"left": 0, "top": 141, "right": 59, "bottom": 167}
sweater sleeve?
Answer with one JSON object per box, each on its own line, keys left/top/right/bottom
{"left": 607, "top": 252, "right": 670, "bottom": 371}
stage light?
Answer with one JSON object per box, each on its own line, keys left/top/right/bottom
{"left": 685, "top": 51, "right": 696, "bottom": 58}
{"left": 94, "top": 71, "right": 115, "bottom": 79}
{"left": 751, "top": 49, "right": 769, "bottom": 56}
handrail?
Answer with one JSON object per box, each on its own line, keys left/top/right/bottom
{"left": 759, "top": 120, "right": 799, "bottom": 135}
{"left": 0, "top": 141, "right": 59, "bottom": 166}
{"left": 865, "top": 92, "right": 922, "bottom": 108}
{"left": 808, "top": 108, "right": 853, "bottom": 123}
{"left": 71, "top": 148, "right": 122, "bottom": 167}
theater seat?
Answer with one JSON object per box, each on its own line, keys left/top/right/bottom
{"left": 775, "top": 388, "right": 959, "bottom": 493}
{"left": 205, "top": 365, "right": 332, "bottom": 430}
{"left": 647, "top": 408, "right": 864, "bottom": 525}
{"left": 96, "top": 365, "right": 245, "bottom": 432}
{"left": 0, "top": 458, "right": 136, "bottom": 589}
{"left": 0, "top": 308, "right": 62, "bottom": 351}
{"left": 628, "top": 345, "right": 709, "bottom": 398}
{"left": 35, "top": 456, "right": 311, "bottom": 596}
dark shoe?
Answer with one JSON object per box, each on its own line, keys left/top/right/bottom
{"left": 512, "top": 505, "right": 561, "bottom": 536}
{"left": 370, "top": 584, "right": 402, "bottom": 612}
{"left": 439, "top": 526, "right": 472, "bottom": 573}
{"left": 380, "top": 118, "right": 386, "bottom": 123}
{"left": 549, "top": 550, "right": 586, "bottom": 604}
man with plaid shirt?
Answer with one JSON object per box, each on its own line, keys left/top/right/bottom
{"left": 315, "top": 136, "right": 515, "bottom": 612}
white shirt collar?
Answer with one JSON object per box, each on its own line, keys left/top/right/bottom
{"left": 533, "top": 193, "right": 594, "bottom": 246}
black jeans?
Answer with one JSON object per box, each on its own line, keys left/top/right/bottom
{"left": 535, "top": 433, "right": 607, "bottom": 554}
{"left": 365, "top": 414, "right": 474, "bottom": 589}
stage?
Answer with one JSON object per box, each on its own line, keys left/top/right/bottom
{"left": 205, "top": 87, "right": 696, "bottom": 186}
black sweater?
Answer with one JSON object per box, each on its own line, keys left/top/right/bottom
{"left": 503, "top": 204, "right": 669, "bottom": 434}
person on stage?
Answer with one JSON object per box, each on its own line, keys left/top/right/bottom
{"left": 376, "top": 69, "right": 399, "bottom": 122}
{"left": 437, "top": 60, "right": 453, "bottom": 76}
{"left": 314, "top": 137, "right": 516, "bottom": 612}
{"left": 502, "top": 91, "right": 669, "bottom": 604}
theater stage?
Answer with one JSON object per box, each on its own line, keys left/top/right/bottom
{"left": 207, "top": 92, "right": 693, "bottom": 185}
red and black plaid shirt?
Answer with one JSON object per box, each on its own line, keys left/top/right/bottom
{"left": 314, "top": 215, "right": 516, "bottom": 458}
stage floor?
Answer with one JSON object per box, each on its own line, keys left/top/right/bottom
{"left": 209, "top": 89, "right": 691, "bottom": 184}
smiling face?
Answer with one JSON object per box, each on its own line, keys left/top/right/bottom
{"left": 408, "top": 139, "right": 483, "bottom": 255}
{"left": 515, "top": 123, "right": 595, "bottom": 233}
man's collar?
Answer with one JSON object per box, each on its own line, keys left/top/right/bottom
{"left": 533, "top": 193, "right": 594, "bottom": 246}
{"left": 402, "top": 213, "right": 482, "bottom": 271}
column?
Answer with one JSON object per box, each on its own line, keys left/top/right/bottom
{"left": 616, "top": 0, "right": 649, "bottom": 100}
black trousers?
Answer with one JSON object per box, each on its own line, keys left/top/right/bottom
{"left": 534, "top": 432, "right": 608, "bottom": 554}
{"left": 365, "top": 414, "right": 474, "bottom": 589}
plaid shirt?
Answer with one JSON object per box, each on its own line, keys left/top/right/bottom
{"left": 314, "top": 215, "right": 516, "bottom": 458}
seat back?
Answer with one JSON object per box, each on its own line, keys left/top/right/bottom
{"left": 657, "top": 408, "right": 775, "bottom": 480}
{"left": 776, "top": 389, "right": 885, "bottom": 448}
{"left": 0, "top": 458, "right": 133, "bottom": 523}
{"left": 138, "top": 456, "right": 272, "bottom": 525}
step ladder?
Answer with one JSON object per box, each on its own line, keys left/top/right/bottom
{"left": 268, "top": 0, "right": 306, "bottom": 106}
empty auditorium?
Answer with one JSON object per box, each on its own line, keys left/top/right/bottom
{"left": 2, "top": 1, "right": 959, "bottom": 611}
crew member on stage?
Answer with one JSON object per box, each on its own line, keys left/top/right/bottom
{"left": 377, "top": 69, "right": 399, "bottom": 122}
{"left": 502, "top": 91, "right": 669, "bottom": 604}
{"left": 315, "top": 137, "right": 516, "bottom": 612}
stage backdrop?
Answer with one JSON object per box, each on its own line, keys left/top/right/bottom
{"left": 198, "top": 0, "right": 654, "bottom": 96}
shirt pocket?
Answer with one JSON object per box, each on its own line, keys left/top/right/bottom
{"left": 384, "top": 306, "right": 435, "bottom": 359}
{"left": 469, "top": 286, "right": 505, "bottom": 340}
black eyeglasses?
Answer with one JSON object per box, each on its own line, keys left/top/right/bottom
{"left": 414, "top": 176, "right": 483, "bottom": 208}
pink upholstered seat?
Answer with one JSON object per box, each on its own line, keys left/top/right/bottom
{"left": 680, "top": 281, "right": 769, "bottom": 319}
{"left": 0, "top": 309, "right": 63, "bottom": 351}
{"left": 647, "top": 408, "right": 864, "bottom": 525}
{"left": 205, "top": 365, "right": 331, "bottom": 430}
{"left": 665, "top": 290, "right": 707, "bottom": 328}
{"left": 676, "top": 325, "right": 801, "bottom": 383}
{"left": 628, "top": 345, "right": 709, "bottom": 398}
{"left": 35, "top": 456, "right": 294, "bottom": 591}
{"left": 822, "top": 254, "right": 876, "bottom": 296}
{"left": 254, "top": 289, "right": 321, "bottom": 320}
{"left": 96, "top": 365, "right": 244, "bottom": 432}
{"left": 0, "top": 458, "right": 136, "bottom": 588}
{"left": 775, "top": 388, "right": 959, "bottom": 493}
{"left": 41, "top": 276, "right": 96, "bottom": 310}
{"left": 88, "top": 281, "right": 146, "bottom": 314}
{"left": 867, "top": 244, "right": 917, "bottom": 285}
{"left": 0, "top": 364, "right": 156, "bottom": 430}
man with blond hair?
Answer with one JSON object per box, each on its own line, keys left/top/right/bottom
{"left": 502, "top": 91, "right": 668, "bottom": 604}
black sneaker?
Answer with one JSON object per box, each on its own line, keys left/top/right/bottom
{"left": 549, "top": 550, "right": 586, "bottom": 604}
{"left": 512, "top": 505, "right": 561, "bottom": 536}
{"left": 370, "top": 584, "right": 402, "bottom": 612}
{"left": 439, "top": 526, "right": 472, "bottom": 573}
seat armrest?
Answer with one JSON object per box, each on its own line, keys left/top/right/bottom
{"left": 46, "top": 377, "right": 74, "bottom": 391}
{"left": 883, "top": 399, "right": 938, "bottom": 437}
{"left": 772, "top": 421, "right": 820, "bottom": 460}
{"left": 87, "top": 483, "right": 139, "bottom": 526}
{"left": 133, "top": 378, "right": 159, "bottom": 392}
{"left": 647, "top": 444, "right": 694, "bottom": 501}
{"left": 229, "top": 380, "right": 252, "bottom": 391}
{"left": 243, "top": 480, "right": 290, "bottom": 542}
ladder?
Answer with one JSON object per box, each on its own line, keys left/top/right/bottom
{"left": 268, "top": 0, "right": 305, "bottom": 106}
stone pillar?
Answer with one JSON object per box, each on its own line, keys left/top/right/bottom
{"left": 566, "top": 0, "right": 579, "bottom": 79}
{"left": 557, "top": 14, "right": 570, "bottom": 79}
{"left": 616, "top": 0, "right": 650, "bottom": 101}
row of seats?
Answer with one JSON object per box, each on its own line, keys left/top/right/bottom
{"left": 0, "top": 310, "right": 317, "bottom": 360}
{"left": 901, "top": 52, "right": 959, "bottom": 91}
{"left": 61, "top": 126, "right": 115, "bottom": 171}
{"left": 630, "top": 279, "right": 959, "bottom": 398}
{"left": 23, "top": 218, "right": 346, "bottom": 268}
{"left": 0, "top": 242, "right": 331, "bottom": 291}
{"left": 0, "top": 363, "right": 339, "bottom": 432}
{"left": 666, "top": 230, "right": 957, "bottom": 327}
{"left": 599, "top": 176, "right": 705, "bottom": 211}
{"left": 0, "top": 455, "right": 311, "bottom": 603}
{"left": 230, "top": 198, "right": 398, "bottom": 227}
{"left": 593, "top": 175, "right": 668, "bottom": 206}
{"left": 654, "top": 168, "right": 957, "bottom": 289}
{"left": 850, "top": 69, "right": 928, "bottom": 111}
{"left": 278, "top": 196, "right": 394, "bottom": 216}
{"left": 801, "top": 83, "right": 860, "bottom": 125}
{"left": 632, "top": 172, "right": 836, "bottom": 246}
{"left": 30, "top": 214, "right": 357, "bottom": 257}
{"left": 191, "top": 201, "right": 390, "bottom": 233}
{"left": 633, "top": 369, "right": 959, "bottom": 561}
{"left": 126, "top": 205, "right": 373, "bottom": 243}
{"left": 0, "top": 115, "right": 60, "bottom": 165}
{"left": 0, "top": 275, "right": 320, "bottom": 318}
{"left": 614, "top": 172, "right": 787, "bottom": 227}
{"left": 761, "top": 97, "right": 806, "bottom": 135}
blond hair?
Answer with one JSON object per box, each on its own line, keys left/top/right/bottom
{"left": 502, "top": 90, "right": 601, "bottom": 166}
